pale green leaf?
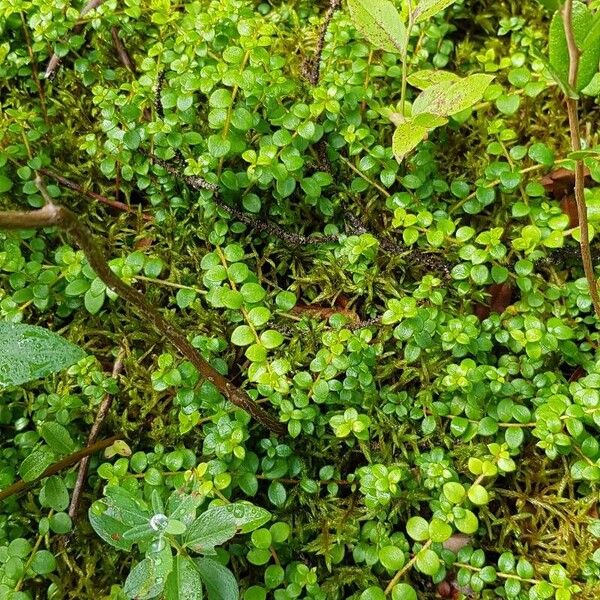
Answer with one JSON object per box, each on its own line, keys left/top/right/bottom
{"left": 392, "top": 121, "right": 428, "bottom": 163}
{"left": 348, "top": 0, "right": 406, "bottom": 54}
{"left": 407, "top": 69, "right": 460, "bottom": 90}
{"left": 412, "top": 74, "right": 494, "bottom": 117}
{"left": 413, "top": 0, "right": 457, "bottom": 24}
{"left": 0, "top": 322, "right": 86, "bottom": 387}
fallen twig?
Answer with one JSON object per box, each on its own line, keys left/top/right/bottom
{"left": 111, "top": 26, "right": 136, "bottom": 73}
{"left": 0, "top": 177, "right": 285, "bottom": 436}
{"left": 0, "top": 436, "right": 119, "bottom": 503}
{"left": 39, "top": 168, "right": 153, "bottom": 221}
{"left": 44, "top": 0, "right": 108, "bottom": 79}
{"left": 68, "top": 348, "right": 125, "bottom": 519}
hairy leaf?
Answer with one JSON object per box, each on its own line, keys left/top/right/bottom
{"left": 224, "top": 502, "right": 271, "bottom": 533}
{"left": 407, "top": 69, "right": 460, "bottom": 90}
{"left": 19, "top": 448, "right": 54, "bottom": 482}
{"left": 392, "top": 121, "right": 428, "bottom": 163}
{"left": 123, "top": 546, "right": 173, "bottom": 600}
{"left": 412, "top": 74, "right": 494, "bottom": 116}
{"left": 549, "top": 1, "right": 600, "bottom": 91}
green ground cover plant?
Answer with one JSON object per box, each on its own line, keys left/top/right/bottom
{"left": 0, "top": 0, "right": 600, "bottom": 598}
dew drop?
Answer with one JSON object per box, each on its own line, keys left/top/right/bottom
{"left": 149, "top": 513, "right": 168, "bottom": 531}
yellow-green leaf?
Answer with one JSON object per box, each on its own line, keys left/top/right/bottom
{"left": 413, "top": 0, "right": 457, "bottom": 24}
{"left": 407, "top": 69, "right": 460, "bottom": 90}
{"left": 412, "top": 74, "right": 494, "bottom": 117}
{"left": 348, "top": 0, "right": 406, "bottom": 54}
{"left": 392, "top": 121, "right": 428, "bottom": 163}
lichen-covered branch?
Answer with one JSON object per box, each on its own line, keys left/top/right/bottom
{"left": 562, "top": 0, "right": 600, "bottom": 318}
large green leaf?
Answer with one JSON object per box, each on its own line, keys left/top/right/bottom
{"left": 123, "top": 546, "right": 173, "bottom": 600}
{"left": 412, "top": 74, "right": 494, "bottom": 117}
{"left": 39, "top": 422, "right": 76, "bottom": 455}
{"left": 392, "top": 121, "right": 429, "bottom": 163}
{"left": 195, "top": 557, "right": 239, "bottom": 600}
{"left": 224, "top": 502, "right": 271, "bottom": 533}
{"left": 413, "top": 0, "right": 457, "bottom": 24}
{"left": 549, "top": 1, "right": 600, "bottom": 91}
{"left": 347, "top": 0, "right": 406, "bottom": 54}
{"left": 19, "top": 448, "right": 54, "bottom": 482}
{"left": 0, "top": 322, "right": 85, "bottom": 387}
{"left": 164, "top": 555, "right": 203, "bottom": 600}
{"left": 185, "top": 506, "right": 237, "bottom": 553}
{"left": 89, "top": 486, "right": 151, "bottom": 550}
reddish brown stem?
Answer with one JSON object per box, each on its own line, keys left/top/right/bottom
{"left": 39, "top": 168, "right": 153, "bottom": 221}
{"left": 563, "top": 0, "right": 600, "bottom": 318}
{"left": 111, "top": 26, "right": 136, "bottom": 73}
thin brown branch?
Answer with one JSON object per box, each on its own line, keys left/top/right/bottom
{"left": 562, "top": 0, "right": 600, "bottom": 318}
{"left": 111, "top": 26, "right": 136, "bottom": 73}
{"left": 19, "top": 12, "right": 48, "bottom": 123}
{"left": 39, "top": 168, "right": 153, "bottom": 221}
{"left": 0, "top": 436, "right": 119, "bottom": 503}
{"left": 68, "top": 348, "right": 125, "bottom": 519}
{"left": 0, "top": 195, "right": 284, "bottom": 435}
{"left": 44, "top": 0, "right": 107, "bottom": 79}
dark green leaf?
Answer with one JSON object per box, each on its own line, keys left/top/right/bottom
{"left": 195, "top": 557, "right": 239, "bottom": 600}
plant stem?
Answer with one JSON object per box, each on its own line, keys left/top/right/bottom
{"left": 384, "top": 539, "right": 432, "bottom": 594}
{"left": 68, "top": 347, "right": 125, "bottom": 520}
{"left": 0, "top": 188, "right": 285, "bottom": 436}
{"left": 562, "top": 0, "right": 600, "bottom": 318}
{"left": 0, "top": 436, "right": 119, "bottom": 502}
{"left": 400, "top": 13, "right": 414, "bottom": 118}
